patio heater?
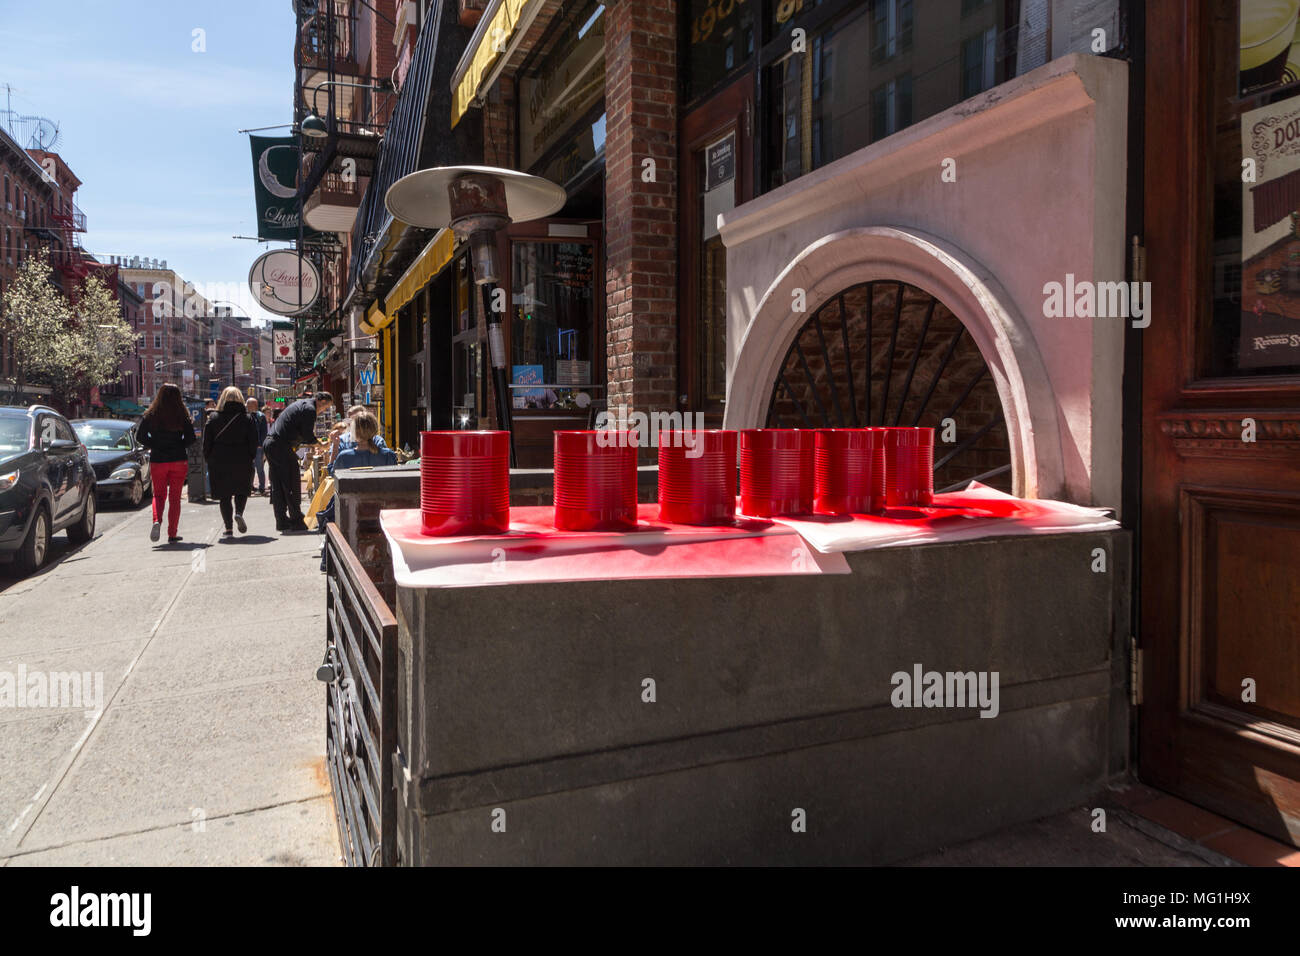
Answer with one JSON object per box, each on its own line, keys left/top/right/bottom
{"left": 384, "top": 166, "right": 566, "bottom": 467}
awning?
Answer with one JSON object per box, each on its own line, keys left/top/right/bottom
{"left": 450, "top": 0, "right": 544, "bottom": 127}
{"left": 358, "top": 228, "right": 456, "bottom": 334}
{"left": 104, "top": 396, "right": 148, "bottom": 416}
{"left": 360, "top": 301, "right": 391, "bottom": 337}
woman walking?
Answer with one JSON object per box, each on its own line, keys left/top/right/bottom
{"left": 204, "top": 386, "right": 258, "bottom": 538}
{"left": 136, "top": 383, "right": 195, "bottom": 544}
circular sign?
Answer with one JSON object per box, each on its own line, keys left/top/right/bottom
{"left": 248, "top": 250, "right": 320, "bottom": 316}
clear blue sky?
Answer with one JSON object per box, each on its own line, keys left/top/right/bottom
{"left": 0, "top": 0, "right": 298, "bottom": 322}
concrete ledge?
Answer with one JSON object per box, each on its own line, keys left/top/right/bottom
{"left": 392, "top": 528, "right": 1132, "bottom": 864}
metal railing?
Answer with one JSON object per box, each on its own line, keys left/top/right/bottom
{"left": 320, "top": 522, "right": 398, "bottom": 866}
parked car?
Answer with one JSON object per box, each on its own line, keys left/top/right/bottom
{"left": 72, "top": 418, "right": 151, "bottom": 507}
{"left": 0, "top": 405, "right": 97, "bottom": 575}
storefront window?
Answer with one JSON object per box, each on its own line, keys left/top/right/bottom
{"left": 1210, "top": 0, "right": 1300, "bottom": 376}
{"left": 761, "top": 0, "right": 1120, "bottom": 192}
{"left": 685, "top": 0, "right": 756, "bottom": 104}
{"left": 510, "top": 241, "right": 596, "bottom": 409}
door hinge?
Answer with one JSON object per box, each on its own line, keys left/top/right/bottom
{"left": 1129, "top": 235, "right": 1146, "bottom": 285}
{"left": 1130, "top": 636, "right": 1143, "bottom": 706}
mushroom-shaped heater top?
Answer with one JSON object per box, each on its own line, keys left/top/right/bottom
{"left": 385, "top": 165, "right": 567, "bottom": 228}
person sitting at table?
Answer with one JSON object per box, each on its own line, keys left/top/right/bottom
{"left": 325, "top": 405, "right": 388, "bottom": 468}
{"left": 317, "top": 411, "right": 395, "bottom": 571}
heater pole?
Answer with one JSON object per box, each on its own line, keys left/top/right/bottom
{"left": 480, "top": 281, "right": 516, "bottom": 467}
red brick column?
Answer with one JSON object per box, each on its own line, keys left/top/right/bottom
{"left": 604, "top": 0, "right": 678, "bottom": 429}
{"left": 483, "top": 75, "right": 517, "bottom": 169}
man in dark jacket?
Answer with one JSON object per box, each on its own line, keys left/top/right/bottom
{"left": 246, "top": 397, "right": 269, "bottom": 495}
{"left": 263, "top": 391, "right": 333, "bottom": 532}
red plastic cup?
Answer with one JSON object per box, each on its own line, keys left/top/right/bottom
{"left": 419, "top": 430, "right": 509, "bottom": 536}
{"left": 657, "top": 430, "right": 738, "bottom": 525}
{"left": 814, "top": 428, "right": 885, "bottom": 515}
{"left": 879, "top": 426, "right": 935, "bottom": 507}
{"left": 739, "top": 429, "right": 814, "bottom": 516}
{"left": 553, "top": 430, "right": 638, "bottom": 531}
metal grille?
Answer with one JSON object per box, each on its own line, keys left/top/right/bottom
{"left": 322, "top": 523, "right": 398, "bottom": 866}
{"left": 765, "top": 281, "right": 1013, "bottom": 493}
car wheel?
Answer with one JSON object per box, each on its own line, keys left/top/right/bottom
{"left": 67, "top": 491, "right": 96, "bottom": 544}
{"left": 129, "top": 477, "right": 143, "bottom": 507}
{"left": 14, "top": 506, "right": 50, "bottom": 575}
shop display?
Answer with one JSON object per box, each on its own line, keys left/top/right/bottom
{"left": 553, "top": 430, "right": 638, "bottom": 531}
{"left": 419, "top": 430, "right": 510, "bottom": 536}
{"left": 738, "top": 428, "right": 814, "bottom": 517}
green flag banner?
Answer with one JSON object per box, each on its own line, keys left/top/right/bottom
{"left": 249, "top": 135, "right": 320, "bottom": 242}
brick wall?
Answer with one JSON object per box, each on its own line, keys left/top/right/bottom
{"left": 482, "top": 76, "right": 517, "bottom": 169}
{"left": 604, "top": 0, "right": 678, "bottom": 447}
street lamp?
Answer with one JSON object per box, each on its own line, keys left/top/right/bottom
{"left": 383, "top": 165, "right": 566, "bottom": 466}
{"left": 301, "top": 79, "right": 393, "bottom": 139}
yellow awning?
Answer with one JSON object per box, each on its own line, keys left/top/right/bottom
{"left": 451, "top": 0, "right": 541, "bottom": 127}
{"left": 357, "top": 229, "right": 456, "bottom": 334}
{"left": 386, "top": 229, "right": 456, "bottom": 313}
{"left": 359, "top": 301, "right": 391, "bottom": 336}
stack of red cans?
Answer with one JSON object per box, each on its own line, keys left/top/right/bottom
{"left": 658, "top": 430, "right": 738, "bottom": 525}
{"left": 553, "top": 431, "right": 638, "bottom": 531}
{"left": 880, "top": 426, "right": 935, "bottom": 506}
{"left": 739, "top": 428, "right": 815, "bottom": 517}
{"left": 813, "top": 428, "right": 886, "bottom": 515}
{"left": 419, "top": 430, "right": 510, "bottom": 536}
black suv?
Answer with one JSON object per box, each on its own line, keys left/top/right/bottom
{"left": 0, "top": 405, "right": 97, "bottom": 575}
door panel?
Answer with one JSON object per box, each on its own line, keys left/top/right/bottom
{"left": 1144, "top": 0, "right": 1300, "bottom": 845}
{"left": 679, "top": 75, "right": 753, "bottom": 424}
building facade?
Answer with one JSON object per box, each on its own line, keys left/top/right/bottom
{"left": 289, "top": 0, "right": 1300, "bottom": 848}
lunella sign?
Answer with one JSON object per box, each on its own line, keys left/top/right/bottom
{"left": 249, "top": 250, "right": 320, "bottom": 316}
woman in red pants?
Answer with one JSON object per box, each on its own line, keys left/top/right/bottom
{"left": 136, "top": 383, "right": 196, "bottom": 544}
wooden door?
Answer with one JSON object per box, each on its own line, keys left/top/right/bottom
{"left": 1142, "top": 0, "right": 1300, "bottom": 845}
{"left": 679, "top": 75, "right": 754, "bottom": 426}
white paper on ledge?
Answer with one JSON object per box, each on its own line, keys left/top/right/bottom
{"left": 765, "top": 482, "right": 1120, "bottom": 554}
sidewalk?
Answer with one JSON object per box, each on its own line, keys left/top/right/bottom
{"left": 0, "top": 490, "right": 339, "bottom": 866}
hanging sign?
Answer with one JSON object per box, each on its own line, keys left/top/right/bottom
{"left": 249, "top": 135, "right": 321, "bottom": 241}
{"left": 249, "top": 250, "right": 320, "bottom": 316}
{"left": 273, "top": 328, "right": 297, "bottom": 365}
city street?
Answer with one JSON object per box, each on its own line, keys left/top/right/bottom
{"left": 0, "top": 492, "right": 338, "bottom": 866}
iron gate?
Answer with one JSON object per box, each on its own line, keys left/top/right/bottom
{"left": 321, "top": 523, "right": 398, "bottom": 866}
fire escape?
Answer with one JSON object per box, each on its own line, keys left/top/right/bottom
{"left": 42, "top": 197, "right": 89, "bottom": 286}
{"left": 294, "top": 0, "right": 391, "bottom": 361}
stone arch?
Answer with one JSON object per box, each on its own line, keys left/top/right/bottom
{"left": 723, "top": 226, "right": 1065, "bottom": 499}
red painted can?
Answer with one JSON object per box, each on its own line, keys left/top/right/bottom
{"left": 814, "top": 428, "right": 885, "bottom": 515}
{"left": 739, "top": 428, "right": 815, "bottom": 516}
{"left": 879, "top": 426, "right": 935, "bottom": 506}
{"left": 553, "top": 430, "right": 639, "bottom": 531}
{"left": 419, "top": 430, "right": 510, "bottom": 536}
{"left": 657, "top": 430, "right": 738, "bottom": 525}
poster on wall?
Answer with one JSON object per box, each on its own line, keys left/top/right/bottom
{"left": 1240, "top": 0, "right": 1300, "bottom": 97}
{"left": 1240, "top": 94, "right": 1300, "bottom": 367}
{"left": 512, "top": 364, "right": 545, "bottom": 409}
